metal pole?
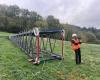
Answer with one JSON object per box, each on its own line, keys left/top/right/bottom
{"left": 61, "top": 31, "right": 64, "bottom": 59}
{"left": 36, "top": 34, "right": 40, "bottom": 64}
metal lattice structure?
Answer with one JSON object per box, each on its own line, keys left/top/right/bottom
{"left": 9, "top": 28, "right": 65, "bottom": 64}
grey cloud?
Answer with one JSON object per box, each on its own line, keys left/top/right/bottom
{"left": 0, "top": 0, "right": 100, "bottom": 28}
{"left": 71, "top": 0, "right": 100, "bottom": 28}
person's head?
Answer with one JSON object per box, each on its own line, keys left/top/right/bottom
{"left": 72, "top": 33, "right": 77, "bottom": 39}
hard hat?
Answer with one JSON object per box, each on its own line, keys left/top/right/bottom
{"left": 72, "top": 33, "right": 77, "bottom": 37}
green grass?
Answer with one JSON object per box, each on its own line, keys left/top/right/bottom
{"left": 0, "top": 32, "right": 12, "bottom": 36}
{"left": 0, "top": 32, "right": 100, "bottom": 80}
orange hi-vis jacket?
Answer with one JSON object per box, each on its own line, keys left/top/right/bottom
{"left": 71, "top": 38, "right": 81, "bottom": 51}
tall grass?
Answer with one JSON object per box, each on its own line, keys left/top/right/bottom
{"left": 0, "top": 32, "right": 100, "bottom": 80}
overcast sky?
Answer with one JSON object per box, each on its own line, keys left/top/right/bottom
{"left": 0, "top": 0, "right": 100, "bottom": 28}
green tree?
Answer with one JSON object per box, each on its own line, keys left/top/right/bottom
{"left": 34, "top": 20, "right": 48, "bottom": 28}
{"left": 46, "top": 15, "right": 59, "bottom": 28}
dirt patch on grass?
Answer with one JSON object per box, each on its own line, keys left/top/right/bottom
{"left": 66, "top": 70, "right": 88, "bottom": 80}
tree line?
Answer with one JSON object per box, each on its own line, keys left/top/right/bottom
{"left": 0, "top": 4, "right": 100, "bottom": 44}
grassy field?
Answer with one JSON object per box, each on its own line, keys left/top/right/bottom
{"left": 0, "top": 32, "right": 100, "bottom": 80}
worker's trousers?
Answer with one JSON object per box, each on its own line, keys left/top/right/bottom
{"left": 75, "top": 48, "right": 81, "bottom": 64}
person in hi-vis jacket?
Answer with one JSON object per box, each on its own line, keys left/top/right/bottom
{"left": 71, "top": 33, "right": 82, "bottom": 64}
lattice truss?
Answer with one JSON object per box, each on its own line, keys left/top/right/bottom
{"left": 9, "top": 28, "right": 65, "bottom": 64}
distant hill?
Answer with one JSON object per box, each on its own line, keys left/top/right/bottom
{"left": 0, "top": 4, "right": 100, "bottom": 44}
{"left": 62, "top": 24, "right": 100, "bottom": 44}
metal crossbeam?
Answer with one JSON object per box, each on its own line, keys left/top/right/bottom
{"left": 9, "top": 28, "right": 65, "bottom": 64}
